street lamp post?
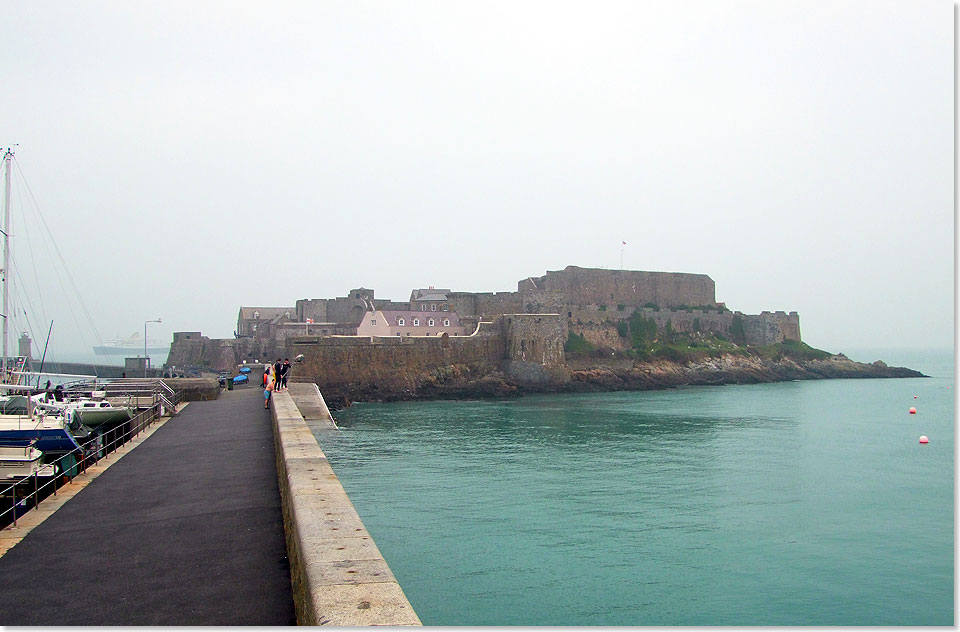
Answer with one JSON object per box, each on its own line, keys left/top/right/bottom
{"left": 144, "top": 318, "right": 161, "bottom": 377}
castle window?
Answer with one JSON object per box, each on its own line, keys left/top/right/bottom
{"left": 371, "top": 319, "right": 376, "bottom": 326}
{"left": 413, "top": 319, "right": 420, "bottom": 326}
{"left": 396, "top": 332, "right": 401, "bottom": 336}
{"left": 443, "top": 319, "right": 450, "bottom": 326}
{"left": 428, "top": 319, "right": 435, "bottom": 326}
{"left": 253, "top": 311, "right": 260, "bottom": 319}
{"left": 421, "top": 304, "right": 425, "bottom": 311}
{"left": 431, "top": 304, "right": 437, "bottom": 311}
{"left": 398, "top": 318, "right": 405, "bottom": 326}
{"left": 443, "top": 305, "right": 448, "bottom": 311}
{"left": 285, "top": 311, "right": 290, "bottom": 318}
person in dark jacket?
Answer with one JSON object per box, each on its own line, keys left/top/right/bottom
{"left": 279, "top": 358, "right": 291, "bottom": 391}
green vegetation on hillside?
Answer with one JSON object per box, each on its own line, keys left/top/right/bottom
{"left": 729, "top": 314, "right": 747, "bottom": 345}
{"left": 627, "top": 309, "right": 657, "bottom": 349}
{"left": 564, "top": 331, "right": 595, "bottom": 354}
{"left": 753, "top": 339, "right": 832, "bottom": 361}
{"left": 566, "top": 306, "right": 832, "bottom": 365}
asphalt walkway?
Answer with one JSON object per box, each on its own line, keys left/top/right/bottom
{"left": 0, "top": 386, "right": 296, "bottom": 625}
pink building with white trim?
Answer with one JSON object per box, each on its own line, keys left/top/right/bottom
{"left": 356, "top": 309, "right": 468, "bottom": 337}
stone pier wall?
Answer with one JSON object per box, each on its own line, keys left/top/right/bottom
{"left": 271, "top": 391, "right": 421, "bottom": 626}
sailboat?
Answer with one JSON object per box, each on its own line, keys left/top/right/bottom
{"left": 0, "top": 148, "right": 95, "bottom": 467}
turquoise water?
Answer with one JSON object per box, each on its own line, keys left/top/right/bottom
{"left": 313, "top": 350, "right": 955, "bottom": 626}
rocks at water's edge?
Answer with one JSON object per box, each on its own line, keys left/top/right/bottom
{"left": 320, "top": 352, "right": 925, "bottom": 409}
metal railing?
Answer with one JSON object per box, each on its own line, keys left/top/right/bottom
{"left": 61, "top": 379, "right": 183, "bottom": 414}
{"left": 0, "top": 388, "right": 181, "bottom": 529}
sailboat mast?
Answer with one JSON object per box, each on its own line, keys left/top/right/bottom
{"left": 1, "top": 149, "right": 11, "bottom": 383}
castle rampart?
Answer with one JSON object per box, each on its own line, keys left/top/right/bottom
{"left": 523, "top": 266, "right": 717, "bottom": 309}
{"left": 501, "top": 314, "right": 566, "bottom": 366}
{"left": 168, "top": 265, "right": 800, "bottom": 379}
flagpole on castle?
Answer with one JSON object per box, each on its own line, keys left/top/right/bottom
{"left": 620, "top": 241, "right": 626, "bottom": 269}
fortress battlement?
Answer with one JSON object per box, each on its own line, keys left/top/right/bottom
{"left": 167, "top": 265, "right": 800, "bottom": 372}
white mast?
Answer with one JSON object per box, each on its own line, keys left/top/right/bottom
{"left": 1, "top": 148, "right": 11, "bottom": 383}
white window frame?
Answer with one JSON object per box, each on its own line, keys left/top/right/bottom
{"left": 398, "top": 318, "right": 405, "bottom": 326}
{"left": 413, "top": 318, "right": 420, "bottom": 326}
{"left": 443, "top": 319, "right": 450, "bottom": 326}
{"left": 428, "top": 319, "right": 435, "bottom": 326}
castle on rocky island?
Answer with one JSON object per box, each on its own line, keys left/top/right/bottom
{"left": 166, "top": 265, "right": 800, "bottom": 375}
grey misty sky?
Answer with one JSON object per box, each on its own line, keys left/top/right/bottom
{"left": 0, "top": 0, "right": 953, "bottom": 362}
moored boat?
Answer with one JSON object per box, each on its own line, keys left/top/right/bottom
{"left": 0, "top": 414, "right": 86, "bottom": 454}
{"left": 0, "top": 444, "right": 55, "bottom": 479}
{"left": 33, "top": 396, "right": 135, "bottom": 428}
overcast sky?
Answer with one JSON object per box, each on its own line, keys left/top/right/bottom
{"left": 0, "top": 0, "right": 953, "bottom": 363}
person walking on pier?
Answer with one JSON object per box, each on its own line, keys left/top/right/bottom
{"left": 273, "top": 359, "right": 282, "bottom": 388}
{"left": 264, "top": 376, "right": 275, "bottom": 409}
{"left": 279, "top": 358, "right": 290, "bottom": 391}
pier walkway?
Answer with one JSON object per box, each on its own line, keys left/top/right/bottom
{"left": 0, "top": 387, "right": 296, "bottom": 626}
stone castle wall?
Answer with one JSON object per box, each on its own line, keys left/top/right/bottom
{"left": 523, "top": 266, "right": 717, "bottom": 308}
{"left": 501, "top": 314, "right": 566, "bottom": 366}
{"left": 167, "top": 333, "right": 246, "bottom": 371}
{"left": 169, "top": 266, "right": 800, "bottom": 378}
{"left": 168, "top": 314, "right": 569, "bottom": 385}
{"left": 282, "top": 332, "right": 507, "bottom": 397}
{"left": 447, "top": 291, "right": 524, "bottom": 319}
{"left": 568, "top": 308, "right": 801, "bottom": 348}
{"left": 452, "top": 268, "right": 716, "bottom": 320}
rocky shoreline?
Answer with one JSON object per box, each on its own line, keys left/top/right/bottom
{"left": 321, "top": 352, "right": 926, "bottom": 410}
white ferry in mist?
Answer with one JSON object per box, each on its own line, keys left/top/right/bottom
{"left": 92, "top": 332, "right": 168, "bottom": 357}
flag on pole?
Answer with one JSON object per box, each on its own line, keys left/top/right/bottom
{"left": 622, "top": 241, "right": 627, "bottom": 245}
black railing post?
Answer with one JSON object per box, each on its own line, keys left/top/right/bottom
{"left": 12, "top": 486, "right": 16, "bottom": 527}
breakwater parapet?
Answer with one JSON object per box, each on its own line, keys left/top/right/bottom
{"left": 271, "top": 389, "right": 421, "bottom": 625}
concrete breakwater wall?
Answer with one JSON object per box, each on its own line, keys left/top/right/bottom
{"left": 271, "top": 390, "right": 421, "bottom": 626}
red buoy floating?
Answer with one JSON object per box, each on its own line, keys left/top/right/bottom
{"left": 909, "top": 407, "right": 917, "bottom": 414}
{"left": 919, "top": 436, "right": 929, "bottom": 444}
{"left": 914, "top": 395, "right": 918, "bottom": 399}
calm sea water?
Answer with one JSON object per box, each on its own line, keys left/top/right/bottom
{"left": 312, "top": 349, "right": 955, "bottom": 626}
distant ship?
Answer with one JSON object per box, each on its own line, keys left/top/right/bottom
{"left": 93, "top": 332, "right": 168, "bottom": 356}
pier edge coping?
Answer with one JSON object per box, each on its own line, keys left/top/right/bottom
{"left": 270, "top": 390, "right": 422, "bottom": 626}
